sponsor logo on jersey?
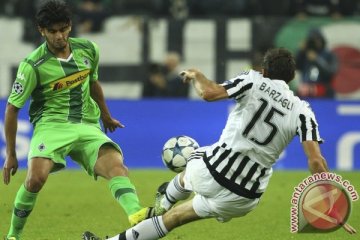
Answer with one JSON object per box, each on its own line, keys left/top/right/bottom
{"left": 13, "top": 82, "right": 24, "bottom": 94}
{"left": 51, "top": 69, "right": 90, "bottom": 91}
{"left": 53, "top": 82, "right": 64, "bottom": 90}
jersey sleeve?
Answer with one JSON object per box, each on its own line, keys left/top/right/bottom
{"left": 220, "top": 70, "right": 254, "bottom": 101}
{"left": 296, "top": 103, "right": 323, "bottom": 143}
{"left": 8, "top": 61, "right": 37, "bottom": 108}
{"left": 90, "top": 41, "right": 99, "bottom": 82}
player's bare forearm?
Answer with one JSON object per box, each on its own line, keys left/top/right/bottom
{"left": 4, "top": 103, "right": 19, "bottom": 158}
{"left": 302, "top": 141, "right": 329, "bottom": 174}
{"left": 308, "top": 157, "right": 329, "bottom": 174}
{"left": 90, "top": 81, "right": 124, "bottom": 132}
{"left": 90, "top": 80, "right": 112, "bottom": 119}
{"left": 3, "top": 103, "right": 20, "bottom": 184}
{"left": 181, "top": 69, "right": 228, "bottom": 101}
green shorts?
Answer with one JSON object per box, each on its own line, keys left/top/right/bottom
{"left": 29, "top": 122, "right": 122, "bottom": 177}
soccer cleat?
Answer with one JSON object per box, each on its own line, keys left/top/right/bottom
{"left": 154, "top": 182, "right": 169, "bottom": 215}
{"left": 4, "top": 237, "right": 17, "bottom": 240}
{"left": 128, "top": 207, "right": 155, "bottom": 226}
{"left": 82, "top": 231, "right": 102, "bottom": 240}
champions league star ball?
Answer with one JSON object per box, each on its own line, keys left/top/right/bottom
{"left": 162, "top": 136, "right": 200, "bottom": 173}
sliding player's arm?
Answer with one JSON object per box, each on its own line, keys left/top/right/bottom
{"left": 302, "top": 141, "right": 328, "bottom": 174}
{"left": 181, "top": 69, "right": 228, "bottom": 101}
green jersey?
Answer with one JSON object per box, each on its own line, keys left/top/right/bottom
{"left": 8, "top": 38, "right": 101, "bottom": 125}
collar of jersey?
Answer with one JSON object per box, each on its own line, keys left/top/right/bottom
{"left": 56, "top": 53, "right": 73, "bottom": 62}
{"left": 43, "top": 42, "right": 73, "bottom": 62}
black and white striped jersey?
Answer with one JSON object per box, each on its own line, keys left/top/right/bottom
{"left": 202, "top": 70, "right": 323, "bottom": 199}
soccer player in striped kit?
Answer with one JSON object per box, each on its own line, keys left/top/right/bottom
{"left": 2, "top": 1, "right": 153, "bottom": 239}
{"left": 83, "top": 48, "right": 356, "bottom": 239}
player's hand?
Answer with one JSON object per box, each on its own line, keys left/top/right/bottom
{"left": 101, "top": 116, "right": 124, "bottom": 133}
{"left": 180, "top": 69, "right": 198, "bottom": 83}
{"left": 342, "top": 223, "right": 356, "bottom": 234}
{"left": 3, "top": 155, "right": 18, "bottom": 185}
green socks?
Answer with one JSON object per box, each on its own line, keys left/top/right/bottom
{"left": 109, "top": 176, "right": 142, "bottom": 216}
{"left": 7, "top": 177, "right": 141, "bottom": 238}
{"left": 7, "top": 184, "right": 38, "bottom": 238}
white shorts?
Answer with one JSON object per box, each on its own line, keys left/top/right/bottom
{"left": 184, "top": 157, "right": 260, "bottom": 222}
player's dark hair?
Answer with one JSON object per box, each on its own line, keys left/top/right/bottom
{"left": 36, "top": 0, "right": 72, "bottom": 28}
{"left": 262, "top": 48, "right": 296, "bottom": 83}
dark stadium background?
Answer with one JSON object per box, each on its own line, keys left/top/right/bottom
{"left": 0, "top": 1, "right": 359, "bottom": 239}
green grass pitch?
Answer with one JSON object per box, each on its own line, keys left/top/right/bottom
{"left": 1, "top": 170, "right": 359, "bottom": 240}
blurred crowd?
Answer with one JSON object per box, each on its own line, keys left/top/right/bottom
{"left": 1, "top": 0, "right": 359, "bottom": 99}
{"left": 295, "top": 28, "right": 338, "bottom": 98}
{"left": 142, "top": 52, "right": 189, "bottom": 98}
{"left": 1, "top": 0, "right": 359, "bottom": 41}
{"left": 1, "top": 0, "right": 360, "bottom": 29}
{"left": 2, "top": 0, "right": 359, "bottom": 45}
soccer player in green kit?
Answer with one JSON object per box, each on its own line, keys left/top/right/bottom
{"left": 2, "top": 1, "right": 153, "bottom": 239}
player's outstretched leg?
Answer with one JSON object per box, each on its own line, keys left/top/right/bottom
{"left": 109, "top": 176, "right": 155, "bottom": 226}
{"left": 92, "top": 200, "right": 201, "bottom": 240}
{"left": 82, "top": 217, "right": 167, "bottom": 240}
{"left": 95, "top": 216, "right": 168, "bottom": 240}
{"left": 154, "top": 173, "right": 191, "bottom": 215}
{"left": 96, "top": 146, "right": 155, "bottom": 226}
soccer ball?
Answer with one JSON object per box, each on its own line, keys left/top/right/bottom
{"left": 162, "top": 135, "right": 200, "bottom": 173}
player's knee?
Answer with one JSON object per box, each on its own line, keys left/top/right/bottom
{"left": 95, "top": 153, "right": 129, "bottom": 179}
{"left": 25, "top": 175, "right": 47, "bottom": 192}
{"left": 97, "top": 162, "right": 129, "bottom": 179}
{"left": 109, "top": 164, "right": 129, "bottom": 178}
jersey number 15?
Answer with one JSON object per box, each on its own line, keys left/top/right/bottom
{"left": 243, "top": 98, "right": 285, "bottom": 145}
